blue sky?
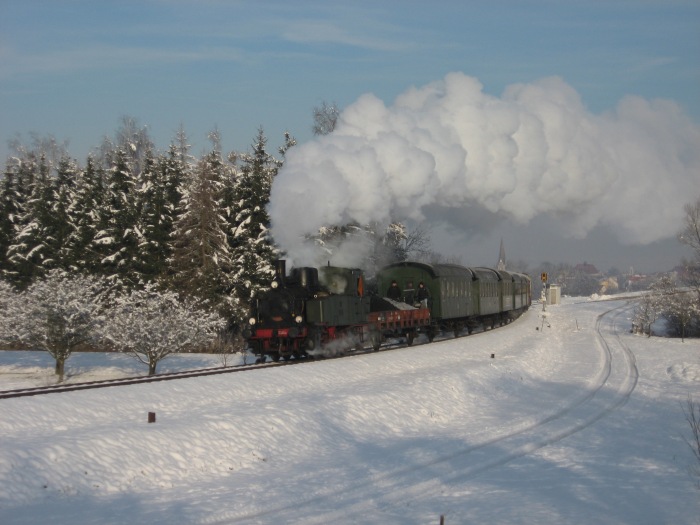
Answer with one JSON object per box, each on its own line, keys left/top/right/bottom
{"left": 2, "top": 0, "right": 698, "bottom": 157}
{"left": 1, "top": 0, "right": 699, "bottom": 272}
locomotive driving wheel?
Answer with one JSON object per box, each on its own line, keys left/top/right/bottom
{"left": 370, "top": 327, "right": 382, "bottom": 351}
{"left": 406, "top": 331, "right": 415, "bottom": 346}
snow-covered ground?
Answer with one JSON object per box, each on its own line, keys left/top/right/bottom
{"left": 0, "top": 297, "right": 698, "bottom": 524}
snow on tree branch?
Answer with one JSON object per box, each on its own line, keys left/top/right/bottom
{"left": 100, "top": 284, "right": 226, "bottom": 376}
{"left": 2, "top": 270, "right": 107, "bottom": 380}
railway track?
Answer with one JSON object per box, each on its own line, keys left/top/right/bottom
{"left": 0, "top": 360, "right": 286, "bottom": 399}
{"left": 213, "top": 301, "right": 640, "bottom": 524}
{"left": 0, "top": 311, "right": 522, "bottom": 400}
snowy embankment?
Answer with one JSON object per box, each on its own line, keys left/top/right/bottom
{"left": 0, "top": 298, "right": 698, "bottom": 524}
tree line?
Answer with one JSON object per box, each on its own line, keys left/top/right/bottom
{"left": 0, "top": 120, "right": 296, "bottom": 378}
{"left": 0, "top": 270, "right": 225, "bottom": 379}
{"left": 1, "top": 121, "right": 291, "bottom": 322}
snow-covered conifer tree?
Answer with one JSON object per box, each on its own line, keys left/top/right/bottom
{"left": 0, "top": 279, "right": 19, "bottom": 347}
{"left": 135, "top": 148, "right": 187, "bottom": 283}
{"left": 7, "top": 153, "right": 53, "bottom": 286}
{"left": 169, "top": 145, "right": 233, "bottom": 313}
{"left": 227, "top": 128, "right": 279, "bottom": 321}
{"left": 0, "top": 162, "right": 21, "bottom": 280}
{"left": 95, "top": 149, "right": 140, "bottom": 285}
{"left": 278, "top": 130, "right": 297, "bottom": 158}
{"left": 163, "top": 142, "right": 188, "bottom": 220}
{"left": 68, "top": 155, "right": 106, "bottom": 273}
{"left": 44, "top": 155, "right": 78, "bottom": 270}
{"left": 133, "top": 150, "right": 165, "bottom": 282}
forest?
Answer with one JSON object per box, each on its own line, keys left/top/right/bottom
{"left": 0, "top": 119, "right": 295, "bottom": 321}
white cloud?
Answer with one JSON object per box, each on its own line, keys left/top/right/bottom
{"left": 270, "top": 72, "right": 700, "bottom": 265}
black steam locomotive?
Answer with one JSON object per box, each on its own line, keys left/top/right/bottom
{"left": 242, "top": 260, "right": 531, "bottom": 363}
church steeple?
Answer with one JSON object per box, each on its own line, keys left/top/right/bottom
{"left": 497, "top": 238, "right": 506, "bottom": 271}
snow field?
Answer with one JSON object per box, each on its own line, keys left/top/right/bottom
{"left": 0, "top": 298, "right": 698, "bottom": 524}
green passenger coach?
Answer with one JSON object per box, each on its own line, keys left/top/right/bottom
{"left": 376, "top": 261, "right": 531, "bottom": 338}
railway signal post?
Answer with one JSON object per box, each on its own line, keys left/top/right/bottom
{"left": 541, "top": 272, "right": 548, "bottom": 311}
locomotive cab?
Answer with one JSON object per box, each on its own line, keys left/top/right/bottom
{"left": 243, "top": 260, "right": 372, "bottom": 362}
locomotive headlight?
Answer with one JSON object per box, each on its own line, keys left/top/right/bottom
{"left": 295, "top": 315, "right": 303, "bottom": 324}
{"left": 271, "top": 280, "right": 279, "bottom": 289}
{"left": 248, "top": 317, "right": 256, "bottom": 326}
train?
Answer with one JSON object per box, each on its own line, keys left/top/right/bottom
{"left": 241, "top": 259, "right": 531, "bottom": 363}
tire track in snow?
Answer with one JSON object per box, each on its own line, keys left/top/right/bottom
{"left": 209, "top": 303, "right": 639, "bottom": 524}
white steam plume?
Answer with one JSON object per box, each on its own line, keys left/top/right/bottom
{"left": 270, "top": 72, "right": 700, "bottom": 265}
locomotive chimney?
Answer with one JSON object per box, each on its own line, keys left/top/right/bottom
{"left": 275, "top": 260, "right": 286, "bottom": 280}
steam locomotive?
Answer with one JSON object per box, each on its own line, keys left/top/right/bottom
{"left": 242, "top": 259, "right": 531, "bottom": 363}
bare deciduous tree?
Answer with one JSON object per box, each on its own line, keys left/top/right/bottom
{"left": 633, "top": 293, "right": 659, "bottom": 336}
{"left": 312, "top": 101, "right": 340, "bottom": 136}
{"left": 402, "top": 223, "right": 432, "bottom": 261}
{"left": 682, "top": 395, "right": 700, "bottom": 489}
{"left": 2, "top": 270, "right": 106, "bottom": 381}
{"left": 678, "top": 198, "right": 700, "bottom": 310}
{"left": 101, "top": 284, "right": 225, "bottom": 376}
{"left": 678, "top": 199, "right": 700, "bottom": 254}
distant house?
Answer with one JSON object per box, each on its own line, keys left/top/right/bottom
{"left": 575, "top": 262, "right": 600, "bottom": 275}
{"left": 626, "top": 274, "right": 651, "bottom": 292}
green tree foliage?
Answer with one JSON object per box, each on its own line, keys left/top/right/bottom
{"left": 68, "top": 155, "right": 106, "bottom": 273}
{"left": 169, "top": 147, "right": 233, "bottom": 313}
{"left": 46, "top": 155, "right": 78, "bottom": 270}
{"left": 0, "top": 124, "right": 286, "bottom": 372}
{"left": 0, "top": 122, "right": 286, "bottom": 330}
{"left": 0, "top": 162, "right": 21, "bottom": 279}
{"left": 227, "top": 128, "right": 279, "bottom": 319}
{"left": 7, "top": 153, "right": 54, "bottom": 286}
{"left": 134, "top": 150, "right": 169, "bottom": 282}
{"left": 96, "top": 149, "right": 140, "bottom": 285}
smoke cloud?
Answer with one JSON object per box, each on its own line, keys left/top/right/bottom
{"left": 270, "top": 72, "right": 700, "bottom": 266}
